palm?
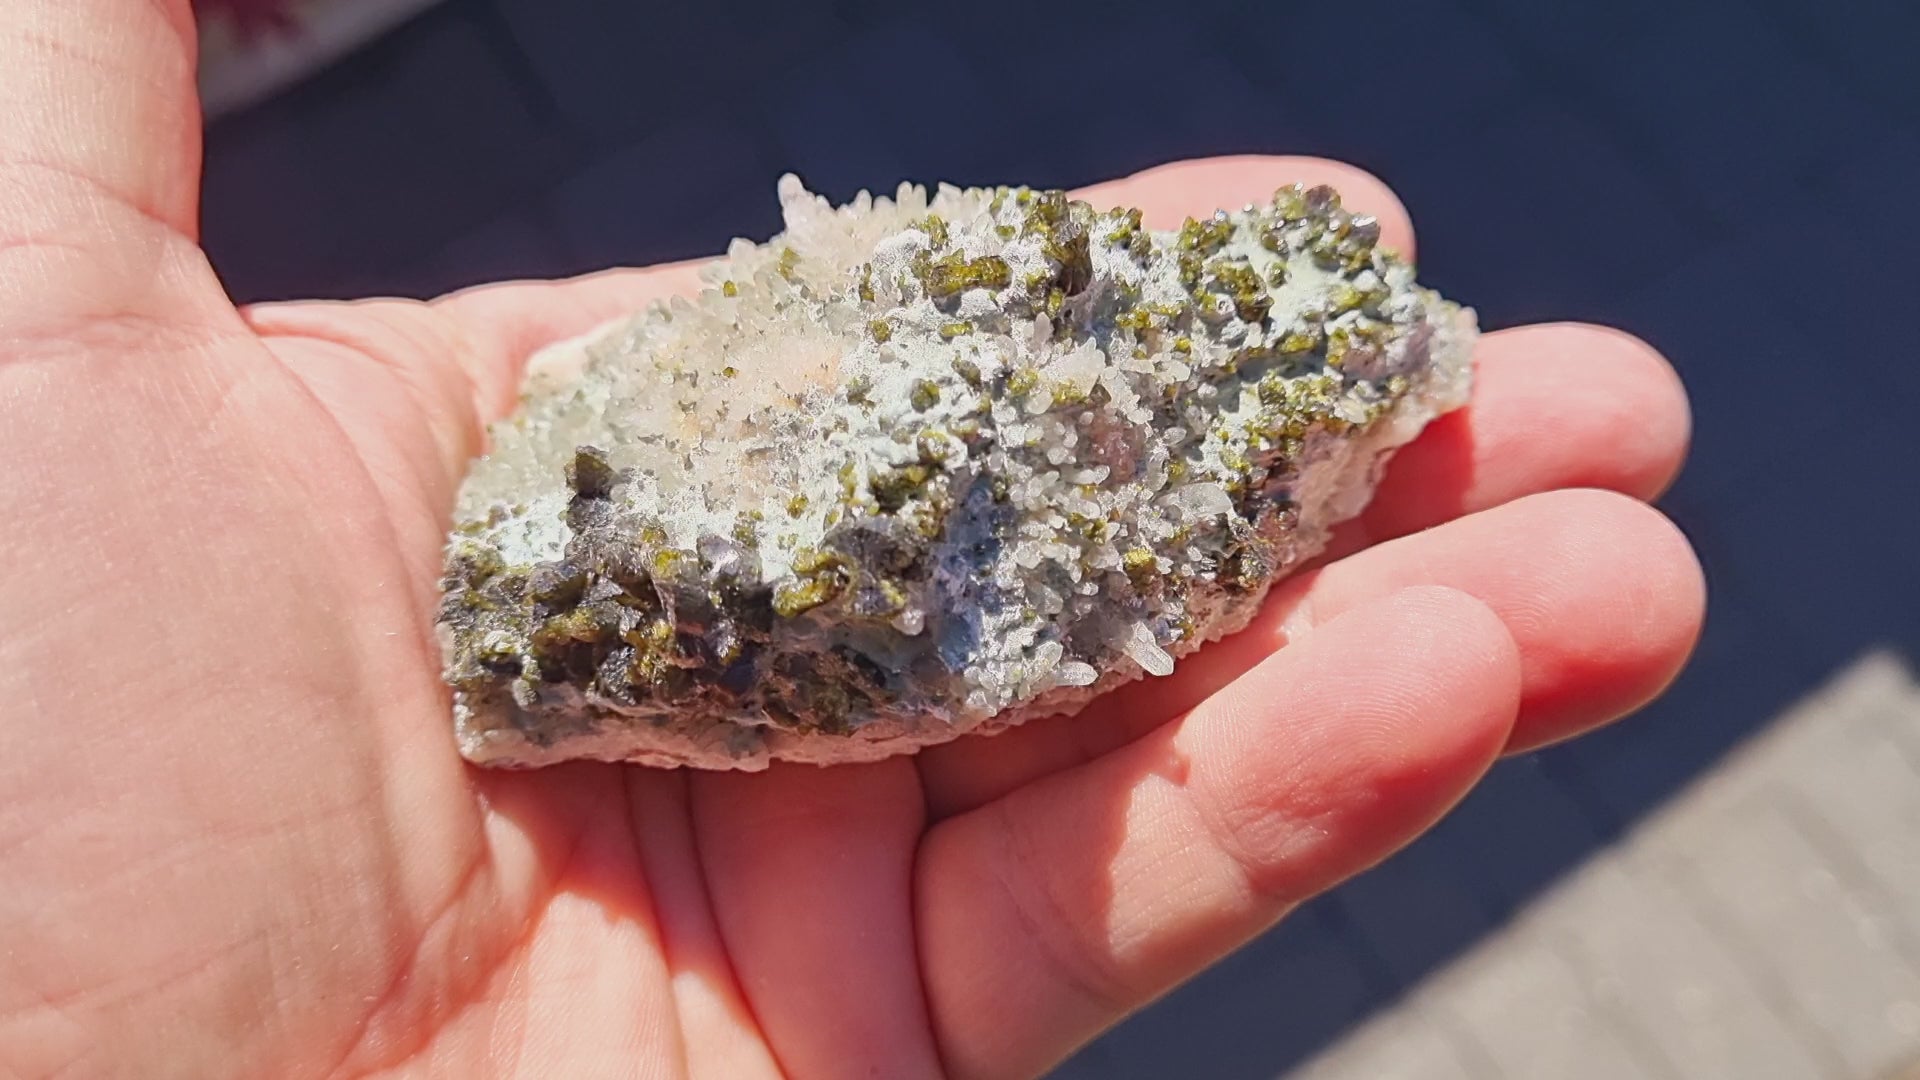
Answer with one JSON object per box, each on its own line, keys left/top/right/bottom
{"left": 0, "top": 6, "right": 1704, "bottom": 1077}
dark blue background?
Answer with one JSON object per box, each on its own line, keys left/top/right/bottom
{"left": 200, "top": 0, "right": 1920, "bottom": 1074}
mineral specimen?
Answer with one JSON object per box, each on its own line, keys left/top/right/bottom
{"left": 439, "top": 176, "right": 1476, "bottom": 770}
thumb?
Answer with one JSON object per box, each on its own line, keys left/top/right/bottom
{"left": 0, "top": 1, "right": 223, "bottom": 323}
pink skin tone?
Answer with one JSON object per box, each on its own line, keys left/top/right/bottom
{"left": 0, "top": 2, "right": 1704, "bottom": 1077}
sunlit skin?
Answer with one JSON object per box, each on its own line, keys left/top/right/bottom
{"left": 0, "top": 3, "right": 1705, "bottom": 1077}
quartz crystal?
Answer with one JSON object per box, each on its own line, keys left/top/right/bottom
{"left": 438, "top": 176, "right": 1476, "bottom": 770}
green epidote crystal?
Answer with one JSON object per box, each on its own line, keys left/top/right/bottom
{"left": 438, "top": 175, "right": 1476, "bottom": 770}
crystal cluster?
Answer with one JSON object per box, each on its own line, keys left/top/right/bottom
{"left": 438, "top": 176, "right": 1476, "bottom": 770}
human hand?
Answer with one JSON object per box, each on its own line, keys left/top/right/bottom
{"left": 0, "top": 4, "right": 1704, "bottom": 1077}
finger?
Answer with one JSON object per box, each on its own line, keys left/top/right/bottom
{"left": 1097, "top": 488, "right": 1702, "bottom": 749}
{"left": 917, "top": 322, "right": 1696, "bottom": 816}
{"left": 1, "top": 1, "right": 199, "bottom": 235}
{"left": 427, "top": 155, "right": 1415, "bottom": 421}
{"left": 917, "top": 587, "right": 1520, "bottom": 1080}
{"left": 920, "top": 489, "right": 1700, "bottom": 817}
{"left": 623, "top": 771, "right": 784, "bottom": 1080}
{"left": 1079, "top": 325, "right": 1692, "bottom": 734}
{"left": 1324, "top": 322, "right": 1691, "bottom": 562}
{"left": 687, "top": 760, "right": 945, "bottom": 1079}
{"left": 1, "top": 2, "right": 223, "bottom": 322}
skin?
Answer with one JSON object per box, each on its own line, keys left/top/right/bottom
{"left": 0, "top": 2, "right": 1705, "bottom": 1077}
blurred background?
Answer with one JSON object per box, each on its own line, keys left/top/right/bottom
{"left": 194, "top": 0, "right": 1920, "bottom": 1076}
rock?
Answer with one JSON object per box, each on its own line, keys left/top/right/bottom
{"left": 438, "top": 176, "right": 1476, "bottom": 770}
